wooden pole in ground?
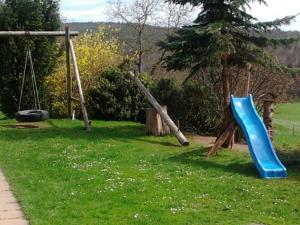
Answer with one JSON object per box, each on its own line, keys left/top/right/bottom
{"left": 65, "top": 27, "right": 72, "bottom": 119}
{"left": 262, "top": 97, "right": 274, "bottom": 140}
{"left": 128, "top": 71, "right": 189, "bottom": 146}
{"left": 208, "top": 122, "right": 237, "bottom": 157}
{"left": 69, "top": 39, "right": 91, "bottom": 131}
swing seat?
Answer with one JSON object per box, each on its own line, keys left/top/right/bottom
{"left": 16, "top": 110, "right": 49, "bottom": 122}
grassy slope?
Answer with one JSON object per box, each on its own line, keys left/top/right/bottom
{"left": 0, "top": 119, "right": 299, "bottom": 225}
{"left": 274, "top": 100, "right": 300, "bottom": 148}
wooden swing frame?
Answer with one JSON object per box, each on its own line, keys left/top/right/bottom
{"left": 0, "top": 27, "right": 91, "bottom": 131}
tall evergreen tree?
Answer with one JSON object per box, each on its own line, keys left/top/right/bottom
{"left": 160, "top": 0, "right": 298, "bottom": 127}
{"left": 0, "top": 0, "right": 61, "bottom": 116}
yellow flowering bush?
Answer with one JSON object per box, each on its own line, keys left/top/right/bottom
{"left": 46, "top": 27, "right": 123, "bottom": 117}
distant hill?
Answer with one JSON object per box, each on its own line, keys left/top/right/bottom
{"left": 64, "top": 22, "right": 300, "bottom": 66}
{"left": 63, "top": 22, "right": 300, "bottom": 91}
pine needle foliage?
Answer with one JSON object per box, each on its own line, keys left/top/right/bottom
{"left": 160, "top": 0, "right": 299, "bottom": 77}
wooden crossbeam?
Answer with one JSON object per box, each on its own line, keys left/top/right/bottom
{"left": 0, "top": 31, "right": 79, "bottom": 37}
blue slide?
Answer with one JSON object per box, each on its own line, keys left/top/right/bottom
{"left": 230, "top": 95, "right": 287, "bottom": 179}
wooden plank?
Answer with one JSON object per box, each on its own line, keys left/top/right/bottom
{"left": 0, "top": 31, "right": 79, "bottom": 37}
{"left": 65, "top": 27, "right": 72, "bottom": 118}
{"left": 69, "top": 39, "right": 91, "bottom": 131}
{"left": 128, "top": 71, "right": 189, "bottom": 146}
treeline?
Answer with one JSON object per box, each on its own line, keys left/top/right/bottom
{"left": 64, "top": 22, "right": 300, "bottom": 99}
{"left": 64, "top": 22, "right": 300, "bottom": 70}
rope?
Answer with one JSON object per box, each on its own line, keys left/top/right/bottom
{"left": 28, "top": 49, "right": 41, "bottom": 109}
{"left": 18, "top": 50, "right": 29, "bottom": 111}
{"left": 18, "top": 47, "right": 41, "bottom": 111}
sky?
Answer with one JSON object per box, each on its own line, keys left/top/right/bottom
{"left": 60, "top": 0, "right": 300, "bottom": 31}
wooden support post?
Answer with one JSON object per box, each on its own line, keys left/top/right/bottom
{"left": 65, "top": 27, "right": 72, "bottom": 119}
{"left": 242, "top": 63, "right": 252, "bottom": 96}
{"left": 128, "top": 71, "right": 189, "bottom": 146}
{"left": 208, "top": 122, "right": 237, "bottom": 157}
{"left": 263, "top": 99, "right": 274, "bottom": 140}
{"left": 69, "top": 39, "right": 91, "bottom": 131}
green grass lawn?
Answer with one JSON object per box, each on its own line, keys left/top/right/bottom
{"left": 0, "top": 111, "right": 5, "bottom": 119}
{"left": 274, "top": 100, "right": 300, "bottom": 148}
{"left": 0, "top": 118, "right": 299, "bottom": 225}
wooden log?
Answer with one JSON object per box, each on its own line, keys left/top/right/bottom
{"left": 208, "top": 122, "right": 237, "bottom": 157}
{"left": 69, "top": 39, "right": 91, "bottom": 132}
{"left": 128, "top": 71, "right": 189, "bottom": 146}
{"left": 145, "top": 106, "right": 171, "bottom": 136}
{"left": 0, "top": 31, "right": 79, "bottom": 37}
{"left": 65, "top": 27, "right": 72, "bottom": 119}
{"left": 242, "top": 63, "right": 252, "bottom": 96}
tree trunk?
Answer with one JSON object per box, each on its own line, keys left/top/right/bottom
{"left": 242, "top": 63, "right": 252, "bottom": 96}
{"left": 138, "top": 30, "right": 143, "bottom": 73}
{"left": 263, "top": 100, "right": 274, "bottom": 140}
{"left": 220, "top": 56, "right": 234, "bottom": 148}
{"left": 221, "top": 57, "right": 231, "bottom": 109}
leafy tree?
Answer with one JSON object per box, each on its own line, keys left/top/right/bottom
{"left": 160, "top": 0, "right": 298, "bottom": 128}
{"left": 46, "top": 28, "right": 123, "bottom": 117}
{"left": 0, "top": 0, "right": 61, "bottom": 116}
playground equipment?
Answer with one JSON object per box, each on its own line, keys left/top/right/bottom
{"left": 209, "top": 95, "right": 287, "bottom": 178}
{"left": 0, "top": 30, "right": 187, "bottom": 145}
{"left": 231, "top": 95, "right": 287, "bottom": 178}
{"left": 16, "top": 47, "right": 49, "bottom": 122}
{"left": 0, "top": 28, "right": 91, "bottom": 131}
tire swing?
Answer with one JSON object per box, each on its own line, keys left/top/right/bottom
{"left": 16, "top": 48, "right": 49, "bottom": 123}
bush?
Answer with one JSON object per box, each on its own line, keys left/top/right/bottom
{"left": 87, "top": 68, "right": 152, "bottom": 122}
{"left": 181, "top": 80, "right": 223, "bottom": 134}
{"left": 152, "top": 77, "right": 183, "bottom": 121}
{"left": 46, "top": 27, "right": 123, "bottom": 117}
{"left": 152, "top": 78, "right": 222, "bottom": 135}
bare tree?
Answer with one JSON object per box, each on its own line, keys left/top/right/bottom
{"left": 108, "top": 0, "right": 194, "bottom": 74}
{"left": 150, "top": 3, "right": 193, "bottom": 76}
{"left": 109, "top": 0, "right": 160, "bottom": 73}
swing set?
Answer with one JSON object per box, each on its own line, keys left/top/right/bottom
{"left": 0, "top": 27, "right": 91, "bottom": 131}
{"left": 0, "top": 28, "right": 189, "bottom": 146}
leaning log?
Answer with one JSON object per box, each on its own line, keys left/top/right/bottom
{"left": 128, "top": 71, "right": 189, "bottom": 146}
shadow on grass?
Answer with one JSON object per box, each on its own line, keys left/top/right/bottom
{"left": 0, "top": 120, "right": 182, "bottom": 147}
{"left": 169, "top": 147, "right": 259, "bottom": 178}
{"left": 278, "top": 150, "right": 300, "bottom": 169}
